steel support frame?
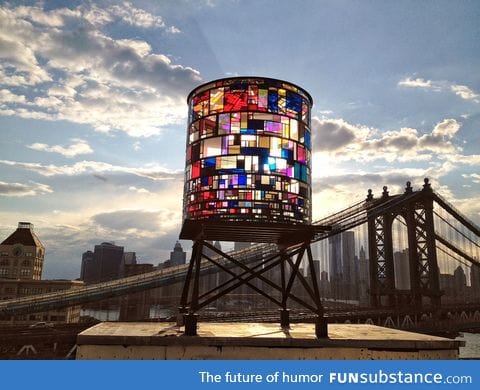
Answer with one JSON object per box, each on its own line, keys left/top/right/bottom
{"left": 368, "top": 185, "right": 442, "bottom": 308}
{"left": 179, "top": 239, "right": 327, "bottom": 337}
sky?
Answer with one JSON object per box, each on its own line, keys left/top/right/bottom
{"left": 0, "top": 0, "right": 479, "bottom": 279}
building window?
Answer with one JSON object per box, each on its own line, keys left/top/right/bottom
{"left": 0, "top": 259, "right": 9, "bottom": 266}
{"left": 22, "top": 260, "right": 31, "bottom": 267}
{"left": 1, "top": 252, "right": 8, "bottom": 257}
{"left": 20, "top": 268, "right": 31, "bottom": 276}
{"left": 0, "top": 268, "right": 8, "bottom": 276}
{"left": 25, "top": 252, "right": 33, "bottom": 257}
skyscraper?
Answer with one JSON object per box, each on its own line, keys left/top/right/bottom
{"left": 170, "top": 241, "right": 186, "bottom": 266}
{"left": 81, "top": 242, "right": 125, "bottom": 283}
{"left": 394, "top": 249, "right": 410, "bottom": 290}
{"left": 80, "top": 250, "right": 94, "bottom": 281}
{"left": 328, "top": 231, "right": 356, "bottom": 300}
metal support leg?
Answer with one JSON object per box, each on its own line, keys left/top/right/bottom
{"left": 184, "top": 313, "right": 198, "bottom": 336}
{"left": 315, "top": 316, "right": 328, "bottom": 338}
{"left": 279, "top": 308, "right": 290, "bottom": 329}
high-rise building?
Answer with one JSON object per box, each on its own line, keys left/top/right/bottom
{"left": 453, "top": 265, "right": 467, "bottom": 293}
{"left": 123, "top": 252, "right": 137, "bottom": 266}
{"left": 169, "top": 241, "right": 186, "bottom": 266}
{"left": 470, "top": 263, "right": 480, "bottom": 299}
{"left": 0, "top": 222, "right": 44, "bottom": 280}
{"left": 80, "top": 250, "right": 94, "bottom": 281}
{"left": 328, "top": 231, "right": 357, "bottom": 300}
{"left": 81, "top": 242, "right": 125, "bottom": 283}
{"left": 394, "top": 249, "right": 410, "bottom": 290}
{"left": 95, "top": 242, "right": 124, "bottom": 281}
{"left": 357, "top": 246, "right": 370, "bottom": 305}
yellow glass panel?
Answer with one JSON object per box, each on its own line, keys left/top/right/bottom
{"left": 210, "top": 87, "right": 224, "bottom": 113}
{"left": 258, "top": 136, "right": 270, "bottom": 148}
{"left": 290, "top": 119, "right": 298, "bottom": 141}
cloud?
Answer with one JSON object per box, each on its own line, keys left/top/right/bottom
{"left": 0, "top": 88, "right": 26, "bottom": 103}
{"left": 82, "top": 2, "right": 180, "bottom": 31}
{"left": 0, "top": 180, "right": 52, "bottom": 197}
{"left": 27, "top": 139, "right": 94, "bottom": 158}
{"left": 0, "top": 159, "right": 182, "bottom": 181}
{"left": 92, "top": 209, "right": 176, "bottom": 233}
{"left": 0, "top": 3, "right": 200, "bottom": 137}
{"left": 398, "top": 76, "right": 479, "bottom": 103}
{"left": 312, "top": 117, "right": 461, "bottom": 163}
{"left": 450, "top": 84, "right": 480, "bottom": 102}
{"left": 398, "top": 77, "right": 432, "bottom": 89}
{"left": 132, "top": 141, "right": 141, "bottom": 151}
{"left": 311, "top": 118, "right": 370, "bottom": 151}
{"left": 462, "top": 173, "right": 480, "bottom": 184}
{"left": 129, "top": 186, "right": 151, "bottom": 194}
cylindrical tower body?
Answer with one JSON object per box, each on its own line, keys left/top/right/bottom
{"left": 183, "top": 77, "right": 312, "bottom": 225}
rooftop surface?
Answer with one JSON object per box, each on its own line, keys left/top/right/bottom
{"left": 77, "top": 322, "right": 462, "bottom": 350}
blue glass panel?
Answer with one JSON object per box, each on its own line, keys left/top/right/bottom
{"left": 201, "top": 176, "right": 209, "bottom": 186}
{"left": 240, "top": 128, "right": 256, "bottom": 135}
{"left": 294, "top": 162, "right": 301, "bottom": 179}
{"left": 238, "top": 174, "right": 247, "bottom": 185}
{"left": 268, "top": 90, "right": 278, "bottom": 112}
{"left": 204, "top": 157, "right": 216, "bottom": 168}
{"left": 286, "top": 91, "right": 302, "bottom": 112}
{"left": 281, "top": 149, "right": 293, "bottom": 160}
{"left": 301, "top": 165, "right": 307, "bottom": 182}
{"left": 218, "top": 168, "right": 245, "bottom": 174}
{"left": 304, "top": 130, "right": 311, "bottom": 149}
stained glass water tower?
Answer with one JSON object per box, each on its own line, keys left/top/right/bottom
{"left": 179, "top": 77, "right": 330, "bottom": 337}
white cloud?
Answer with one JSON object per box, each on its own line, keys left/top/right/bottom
{"left": 0, "top": 180, "right": 52, "bottom": 197}
{"left": 92, "top": 209, "right": 178, "bottom": 236}
{"left": 398, "top": 76, "right": 479, "bottom": 103}
{"left": 462, "top": 173, "right": 480, "bottom": 184}
{"left": 129, "top": 186, "right": 151, "bottom": 194}
{"left": 311, "top": 117, "right": 461, "bottom": 163}
{"left": 83, "top": 2, "right": 180, "bottom": 31}
{"left": 0, "top": 3, "right": 200, "bottom": 137}
{"left": 0, "top": 159, "right": 182, "bottom": 181}
{"left": 450, "top": 84, "right": 480, "bottom": 102}
{"left": 0, "top": 88, "right": 26, "bottom": 103}
{"left": 27, "top": 139, "right": 94, "bottom": 158}
{"left": 398, "top": 77, "right": 432, "bottom": 88}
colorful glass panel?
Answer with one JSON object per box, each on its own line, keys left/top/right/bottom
{"left": 185, "top": 77, "right": 313, "bottom": 225}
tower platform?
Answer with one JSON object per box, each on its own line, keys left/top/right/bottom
{"left": 76, "top": 322, "right": 462, "bottom": 360}
{"left": 179, "top": 219, "right": 330, "bottom": 245}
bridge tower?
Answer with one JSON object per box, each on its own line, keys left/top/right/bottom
{"left": 178, "top": 77, "right": 330, "bottom": 337}
{"left": 367, "top": 178, "right": 442, "bottom": 308}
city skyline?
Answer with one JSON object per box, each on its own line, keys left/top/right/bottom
{"left": 0, "top": 1, "right": 479, "bottom": 278}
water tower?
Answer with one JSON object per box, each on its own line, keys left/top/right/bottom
{"left": 179, "top": 77, "right": 330, "bottom": 337}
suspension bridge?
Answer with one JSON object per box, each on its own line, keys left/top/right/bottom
{"left": 0, "top": 178, "right": 478, "bottom": 325}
